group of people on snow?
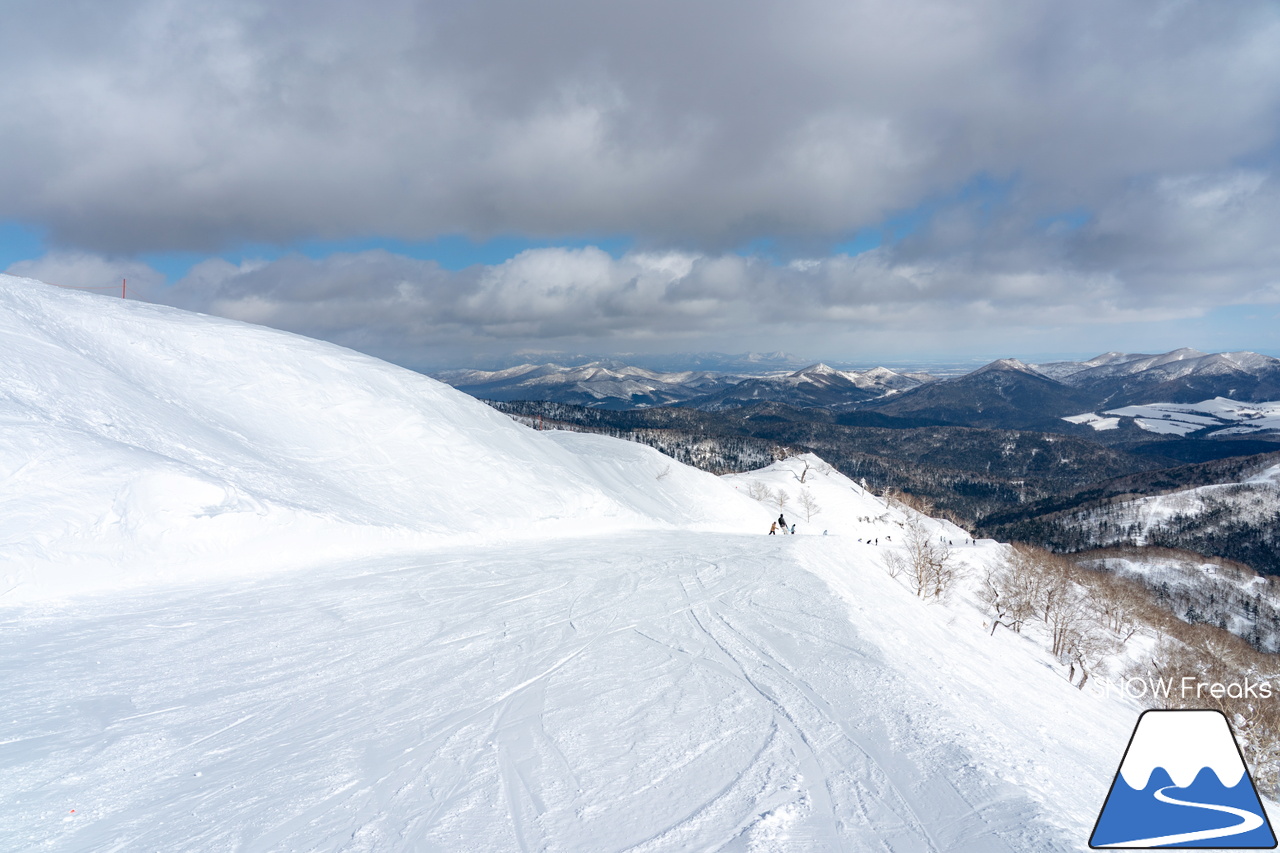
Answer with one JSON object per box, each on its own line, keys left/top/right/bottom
{"left": 768, "top": 513, "right": 796, "bottom": 535}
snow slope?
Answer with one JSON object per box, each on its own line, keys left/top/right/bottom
{"left": 722, "top": 453, "right": 974, "bottom": 542}
{"left": 0, "top": 275, "right": 770, "bottom": 601}
{"left": 0, "top": 276, "right": 1232, "bottom": 851}
{"left": 3, "top": 529, "right": 1141, "bottom": 852}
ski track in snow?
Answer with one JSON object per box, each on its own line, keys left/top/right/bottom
{"left": 0, "top": 533, "right": 1069, "bottom": 853}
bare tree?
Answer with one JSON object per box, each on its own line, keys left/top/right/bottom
{"left": 1046, "top": 583, "right": 1088, "bottom": 659}
{"left": 978, "top": 558, "right": 1036, "bottom": 635}
{"left": 775, "top": 489, "right": 791, "bottom": 513}
{"left": 1024, "top": 550, "right": 1074, "bottom": 628}
{"left": 798, "top": 488, "right": 821, "bottom": 522}
{"left": 1060, "top": 620, "right": 1118, "bottom": 691}
{"left": 883, "top": 550, "right": 906, "bottom": 580}
{"left": 1077, "top": 571, "right": 1145, "bottom": 645}
{"left": 900, "top": 517, "right": 957, "bottom": 600}
{"left": 746, "top": 481, "right": 775, "bottom": 503}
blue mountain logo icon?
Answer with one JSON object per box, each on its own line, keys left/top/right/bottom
{"left": 1091, "top": 709, "right": 1276, "bottom": 848}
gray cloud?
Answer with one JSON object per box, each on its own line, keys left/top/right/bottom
{"left": 71, "top": 164, "right": 1266, "bottom": 368}
{"left": 6, "top": 251, "right": 167, "bottom": 296}
{"left": 2, "top": 0, "right": 1278, "bottom": 253}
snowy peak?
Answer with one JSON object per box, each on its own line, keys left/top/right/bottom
{"left": 787, "top": 363, "right": 865, "bottom": 387}
{"left": 860, "top": 355, "right": 1094, "bottom": 427}
{"left": 852, "top": 366, "right": 928, "bottom": 392}
{"left": 971, "top": 358, "right": 1045, "bottom": 377}
{"left": 790, "top": 362, "right": 843, "bottom": 378}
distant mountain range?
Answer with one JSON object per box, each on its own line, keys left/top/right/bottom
{"left": 434, "top": 348, "right": 1280, "bottom": 428}
{"left": 434, "top": 361, "right": 934, "bottom": 410}
{"left": 855, "top": 350, "right": 1280, "bottom": 430}
{"left": 431, "top": 362, "right": 745, "bottom": 409}
{"left": 676, "top": 363, "right": 934, "bottom": 411}
{"left": 1034, "top": 348, "right": 1280, "bottom": 408}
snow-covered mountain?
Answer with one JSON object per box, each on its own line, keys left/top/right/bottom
{"left": 855, "top": 357, "right": 1097, "bottom": 427}
{"left": 1035, "top": 348, "right": 1280, "bottom": 406}
{"left": 432, "top": 361, "right": 745, "bottom": 409}
{"left": 435, "top": 360, "right": 930, "bottom": 411}
{"left": 680, "top": 363, "right": 929, "bottom": 411}
{"left": 833, "top": 349, "right": 1280, "bottom": 429}
{"left": 435, "top": 348, "right": 1280, "bottom": 425}
{"left": 0, "top": 275, "right": 1246, "bottom": 851}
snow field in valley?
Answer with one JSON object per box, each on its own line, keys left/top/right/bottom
{"left": 1064, "top": 398, "right": 1280, "bottom": 436}
{"left": 0, "top": 276, "right": 1195, "bottom": 850}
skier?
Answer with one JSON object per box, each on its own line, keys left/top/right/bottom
{"left": 777, "top": 513, "right": 787, "bottom": 533}
{"left": 790, "top": 524, "right": 796, "bottom": 535}
{"left": 769, "top": 522, "right": 778, "bottom": 535}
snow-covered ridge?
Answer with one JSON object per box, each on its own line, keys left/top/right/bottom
{"left": 434, "top": 359, "right": 928, "bottom": 409}
{"left": 1036, "top": 348, "right": 1280, "bottom": 382}
{"left": 0, "top": 275, "right": 769, "bottom": 601}
{"left": 1064, "top": 398, "right": 1280, "bottom": 436}
{"left": 786, "top": 362, "right": 926, "bottom": 392}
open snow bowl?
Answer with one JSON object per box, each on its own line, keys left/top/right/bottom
{"left": 0, "top": 276, "right": 771, "bottom": 602}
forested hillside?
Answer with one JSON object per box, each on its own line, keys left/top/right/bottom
{"left": 489, "top": 400, "right": 1280, "bottom": 579}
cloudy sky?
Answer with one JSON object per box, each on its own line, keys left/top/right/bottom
{"left": 3, "top": 0, "right": 1279, "bottom": 370}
